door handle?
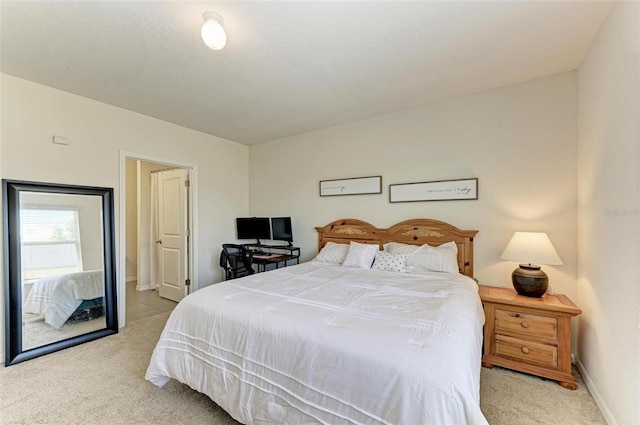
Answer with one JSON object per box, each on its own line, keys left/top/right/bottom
{"left": 156, "top": 240, "right": 162, "bottom": 244}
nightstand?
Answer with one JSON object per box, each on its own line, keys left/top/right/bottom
{"left": 479, "top": 285, "right": 582, "bottom": 389}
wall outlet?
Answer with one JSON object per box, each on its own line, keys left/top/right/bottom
{"left": 53, "top": 135, "right": 69, "bottom": 145}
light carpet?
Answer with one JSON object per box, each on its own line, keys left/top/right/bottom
{"left": 0, "top": 312, "right": 606, "bottom": 425}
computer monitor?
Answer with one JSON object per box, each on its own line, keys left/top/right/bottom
{"left": 271, "top": 217, "right": 293, "bottom": 246}
{"left": 236, "top": 217, "right": 271, "bottom": 244}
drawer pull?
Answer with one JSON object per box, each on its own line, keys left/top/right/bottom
{"left": 514, "top": 313, "right": 520, "bottom": 318}
{"left": 521, "top": 347, "right": 530, "bottom": 354}
{"left": 521, "top": 322, "right": 529, "bottom": 329}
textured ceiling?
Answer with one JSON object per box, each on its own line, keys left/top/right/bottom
{"left": 0, "top": 1, "right": 612, "bottom": 145}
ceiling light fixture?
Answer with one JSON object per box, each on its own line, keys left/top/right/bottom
{"left": 201, "top": 12, "right": 227, "bottom": 50}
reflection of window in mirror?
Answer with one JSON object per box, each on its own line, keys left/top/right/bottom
{"left": 20, "top": 207, "right": 83, "bottom": 280}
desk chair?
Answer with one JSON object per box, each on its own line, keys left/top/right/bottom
{"left": 220, "top": 244, "right": 255, "bottom": 280}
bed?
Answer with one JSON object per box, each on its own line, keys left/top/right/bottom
{"left": 146, "top": 218, "right": 487, "bottom": 424}
{"left": 23, "top": 270, "right": 105, "bottom": 329}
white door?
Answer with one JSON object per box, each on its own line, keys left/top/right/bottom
{"left": 157, "top": 169, "right": 189, "bottom": 302}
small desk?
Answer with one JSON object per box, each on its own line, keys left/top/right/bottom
{"left": 245, "top": 244, "right": 301, "bottom": 273}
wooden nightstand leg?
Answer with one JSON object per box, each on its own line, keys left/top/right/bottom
{"left": 481, "top": 362, "right": 494, "bottom": 369}
{"left": 559, "top": 381, "right": 577, "bottom": 390}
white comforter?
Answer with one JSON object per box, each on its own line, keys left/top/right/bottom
{"left": 23, "top": 270, "right": 104, "bottom": 329}
{"left": 146, "top": 262, "right": 488, "bottom": 425}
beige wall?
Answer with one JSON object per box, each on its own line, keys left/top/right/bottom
{"left": 577, "top": 2, "right": 640, "bottom": 424}
{"left": 0, "top": 73, "right": 250, "bottom": 363}
{"left": 250, "top": 72, "right": 578, "bottom": 299}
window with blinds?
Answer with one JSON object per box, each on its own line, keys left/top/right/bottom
{"left": 20, "top": 208, "right": 83, "bottom": 280}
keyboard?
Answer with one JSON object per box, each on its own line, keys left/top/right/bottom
{"left": 252, "top": 249, "right": 269, "bottom": 256}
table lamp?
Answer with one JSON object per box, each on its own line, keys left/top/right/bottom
{"left": 500, "top": 232, "right": 563, "bottom": 297}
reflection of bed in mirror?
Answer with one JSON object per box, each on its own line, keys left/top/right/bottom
{"left": 23, "top": 270, "right": 105, "bottom": 328}
{"left": 21, "top": 269, "right": 107, "bottom": 351}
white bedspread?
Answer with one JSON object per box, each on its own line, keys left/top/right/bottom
{"left": 23, "top": 270, "right": 104, "bottom": 329}
{"left": 146, "top": 262, "right": 488, "bottom": 425}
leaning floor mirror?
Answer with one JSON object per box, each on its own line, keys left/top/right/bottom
{"left": 3, "top": 180, "right": 117, "bottom": 365}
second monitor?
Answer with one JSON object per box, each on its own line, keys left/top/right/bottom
{"left": 271, "top": 217, "right": 293, "bottom": 246}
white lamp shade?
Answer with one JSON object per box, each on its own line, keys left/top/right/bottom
{"left": 201, "top": 12, "right": 227, "bottom": 50}
{"left": 501, "top": 232, "right": 563, "bottom": 266}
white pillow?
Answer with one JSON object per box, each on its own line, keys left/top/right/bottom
{"left": 371, "top": 251, "right": 409, "bottom": 273}
{"left": 406, "top": 241, "right": 459, "bottom": 273}
{"left": 314, "top": 242, "right": 350, "bottom": 264}
{"left": 383, "top": 242, "right": 420, "bottom": 255}
{"left": 342, "top": 241, "right": 379, "bottom": 269}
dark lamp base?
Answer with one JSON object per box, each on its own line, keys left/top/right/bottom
{"left": 512, "top": 264, "right": 548, "bottom": 298}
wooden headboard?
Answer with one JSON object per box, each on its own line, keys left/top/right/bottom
{"left": 315, "top": 218, "right": 478, "bottom": 278}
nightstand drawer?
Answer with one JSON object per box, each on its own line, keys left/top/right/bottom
{"left": 494, "top": 334, "right": 558, "bottom": 368}
{"left": 495, "top": 309, "right": 557, "bottom": 340}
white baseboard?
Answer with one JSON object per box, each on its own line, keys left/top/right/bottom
{"left": 577, "top": 360, "right": 617, "bottom": 425}
{"left": 126, "top": 276, "right": 137, "bottom": 283}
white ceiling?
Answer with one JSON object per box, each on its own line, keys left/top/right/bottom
{"left": 0, "top": 1, "right": 612, "bottom": 145}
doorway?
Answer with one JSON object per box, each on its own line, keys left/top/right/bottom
{"left": 119, "top": 152, "right": 197, "bottom": 327}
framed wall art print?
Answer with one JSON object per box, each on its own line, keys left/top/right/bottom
{"left": 389, "top": 178, "right": 478, "bottom": 203}
{"left": 319, "top": 176, "right": 382, "bottom": 197}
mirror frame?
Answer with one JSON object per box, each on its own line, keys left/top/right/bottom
{"left": 3, "top": 179, "right": 118, "bottom": 366}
